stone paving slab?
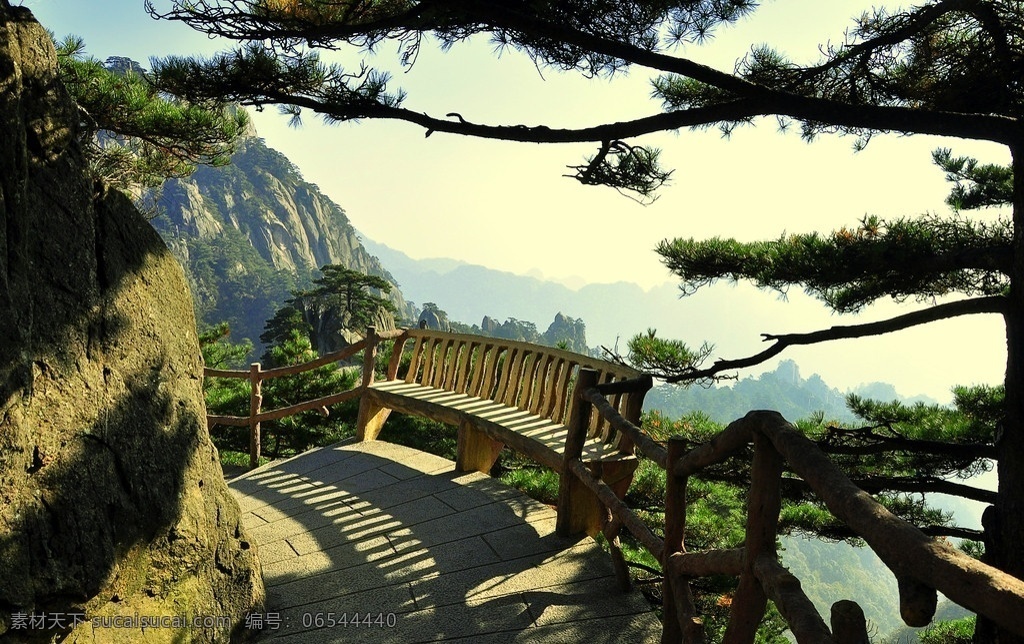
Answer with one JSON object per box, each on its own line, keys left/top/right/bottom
{"left": 229, "top": 439, "right": 662, "bottom": 643}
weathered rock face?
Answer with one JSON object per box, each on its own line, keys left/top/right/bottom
{"left": 292, "top": 298, "right": 398, "bottom": 356}
{"left": 418, "top": 308, "right": 452, "bottom": 332}
{"left": 0, "top": 5, "right": 263, "bottom": 642}
{"left": 152, "top": 134, "right": 416, "bottom": 346}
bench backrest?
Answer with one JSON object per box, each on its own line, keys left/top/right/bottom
{"left": 386, "top": 329, "right": 647, "bottom": 450}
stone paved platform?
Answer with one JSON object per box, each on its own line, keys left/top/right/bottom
{"left": 228, "top": 439, "right": 662, "bottom": 643}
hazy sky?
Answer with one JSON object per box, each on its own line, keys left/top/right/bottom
{"left": 25, "top": 0, "right": 1011, "bottom": 403}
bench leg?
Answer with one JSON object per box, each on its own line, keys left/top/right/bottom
{"left": 356, "top": 395, "right": 391, "bottom": 442}
{"left": 557, "top": 460, "right": 639, "bottom": 538}
{"left": 455, "top": 419, "right": 504, "bottom": 474}
{"left": 600, "top": 460, "right": 638, "bottom": 499}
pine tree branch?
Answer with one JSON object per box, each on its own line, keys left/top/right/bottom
{"left": 778, "top": 474, "right": 996, "bottom": 505}
{"left": 794, "top": 0, "right": 982, "bottom": 81}
{"left": 847, "top": 476, "right": 996, "bottom": 505}
{"left": 664, "top": 296, "right": 1005, "bottom": 383}
{"left": 821, "top": 425, "right": 997, "bottom": 460}
{"left": 790, "top": 523, "right": 984, "bottom": 541}
{"left": 151, "top": 1, "right": 1024, "bottom": 145}
{"left": 702, "top": 470, "right": 995, "bottom": 505}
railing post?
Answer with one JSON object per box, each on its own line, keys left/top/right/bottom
{"left": 831, "top": 600, "right": 869, "bottom": 644}
{"left": 556, "top": 367, "right": 598, "bottom": 537}
{"left": 663, "top": 436, "right": 701, "bottom": 643}
{"left": 723, "top": 431, "right": 783, "bottom": 642}
{"left": 362, "top": 326, "right": 378, "bottom": 389}
{"left": 356, "top": 326, "right": 392, "bottom": 441}
{"left": 248, "top": 362, "right": 263, "bottom": 469}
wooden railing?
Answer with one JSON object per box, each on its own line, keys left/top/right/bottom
{"left": 566, "top": 368, "right": 1024, "bottom": 643}
{"left": 204, "top": 326, "right": 406, "bottom": 467}
{"left": 203, "top": 333, "right": 1024, "bottom": 640}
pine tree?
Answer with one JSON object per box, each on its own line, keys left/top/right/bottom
{"left": 54, "top": 34, "right": 247, "bottom": 190}
{"left": 146, "top": 2, "right": 1024, "bottom": 638}
{"left": 268, "top": 265, "right": 396, "bottom": 356}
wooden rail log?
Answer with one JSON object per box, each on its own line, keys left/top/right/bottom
{"left": 595, "top": 375, "right": 654, "bottom": 396}
{"left": 751, "top": 410, "right": 1024, "bottom": 636}
{"left": 566, "top": 458, "right": 665, "bottom": 561}
{"left": 203, "top": 367, "right": 251, "bottom": 379}
{"left": 666, "top": 549, "right": 745, "bottom": 578}
{"left": 753, "top": 555, "right": 836, "bottom": 644}
{"left": 253, "top": 388, "right": 364, "bottom": 424}
{"left": 674, "top": 418, "right": 754, "bottom": 477}
{"left": 206, "top": 414, "right": 250, "bottom": 427}
{"left": 582, "top": 387, "right": 667, "bottom": 468}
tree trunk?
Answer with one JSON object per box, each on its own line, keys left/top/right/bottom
{"left": 994, "top": 144, "right": 1024, "bottom": 643}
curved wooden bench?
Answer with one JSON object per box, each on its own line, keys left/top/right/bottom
{"left": 355, "top": 328, "right": 652, "bottom": 535}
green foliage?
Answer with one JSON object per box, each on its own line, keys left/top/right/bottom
{"left": 259, "top": 329, "right": 359, "bottom": 457}
{"left": 260, "top": 305, "right": 313, "bottom": 360}
{"left": 174, "top": 223, "right": 297, "bottom": 351}
{"left": 958, "top": 540, "right": 986, "bottom": 560}
{"left": 54, "top": 35, "right": 247, "bottom": 190}
{"left": 500, "top": 467, "right": 560, "bottom": 505}
{"left": 780, "top": 535, "right": 903, "bottom": 635}
{"left": 372, "top": 413, "right": 458, "bottom": 460}
{"left": 202, "top": 320, "right": 359, "bottom": 458}
{"left": 199, "top": 325, "right": 253, "bottom": 442}
{"left": 919, "top": 616, "right": 976, "bottom": 644}
{"left": 627, "top": 329, "right": 712, "bottom": 378}
{"left": 569, "top": 140, "right": 673, "bottom": 203}
{"left": 656, "top": 214, "right": 1011, "bottom": 313}
{"left": 299, "top": 265, "right": 396, "bottom": 329}
{"left": 933, "top": 148, "right": 1014, "bottom": 211}
{"left": 835, "top": 385, "right": 1000, "bottom": 480}
{"left": 286, "top": 265, "right": 396, "bottom": 353}
{"left": 153, "top": 41, "right": 405, "bottom": 124}
{"left": 199, "top": 322, "right": 253, "bottom": 370}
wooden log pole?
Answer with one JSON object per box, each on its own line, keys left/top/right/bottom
{"left": 582, "top": 388, "right": 668, "bottom": 468}
{"left": 753, "top": 554, "right": 836, "bottom": 644}
{"left": 667, "top": 548, "right": 745, "bottom": 578}
{"left": 248, "top": 362, "right": 263, "bottom": 469}
{"left": 603, "top": 515, "right": 632, "bottom": 592}
{"left": 556, "top": 368, "right": 599, "bottom": 537}
{"left": 754, "top": 412, "right": 1024, "bottom": 636}
{"left": 362, "top": 326, "right": 378, "bottom": 388}
{"left": 831, "top": 600, "right": 869, "bottom": 644}
{"left": 663, "top": 436, "right": 691, "bottom": 644}
{"left": 356, "top": 326, "right": 394, "bottom": 441}
{"left": 455, "top": 417, "right": 504, "bottom": 474}
{"left": 896, "top": 576, "right": 938, "bottom": 627}
{"left": 386, "top": 331, "right": 409, "bottom": 380}
{"left": 567, "top": 459, "right": 665, "bottom": 559}
{"left": 724, "top": 432, "right": 783, "bottom": 644}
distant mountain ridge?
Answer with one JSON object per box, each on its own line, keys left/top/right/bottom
{"left": 646, "top": 359, "right": 939, "bottom": 425}
{"left": 360, "top": 237, "right": 683, "bottom": 352}
{"left": 360, "top": 238, "right": 939, "bottom": 416}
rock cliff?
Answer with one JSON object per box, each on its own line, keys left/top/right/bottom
{"left": 0, "top": 5, "right": 263, "bottom": 641}
{"left": 151, "top": 134, "right": 415, "bottom": 346}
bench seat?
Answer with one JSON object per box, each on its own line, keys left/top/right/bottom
{"left": 366, "top": 379, "right": 636, "bottom": 473}
{"left": 355, "top": 329, "right": 651, "bottom": 534}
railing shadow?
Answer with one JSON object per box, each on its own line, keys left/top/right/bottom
{"left": 228, "top": 439, "right": 659, "bottom": 642}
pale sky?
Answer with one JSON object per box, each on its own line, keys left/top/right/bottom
{"left": 25, "top": 0, "right": 1011, "bottom": 403}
